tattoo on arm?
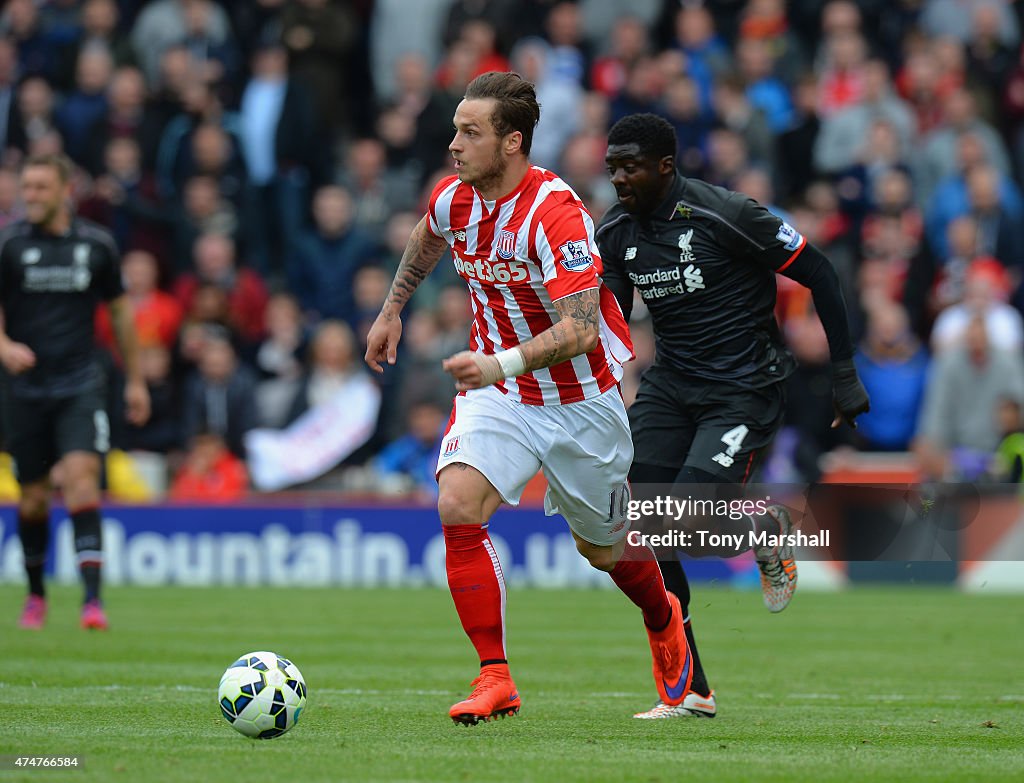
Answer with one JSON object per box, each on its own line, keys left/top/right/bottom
{"left": 561, "top": 288, "right": 600, "bottom": 332}
{"left": 518, "top": 288, "right": 601, "bottom": 373}
{"left": 385, "top": 216, "right": 449, "bottom": 316}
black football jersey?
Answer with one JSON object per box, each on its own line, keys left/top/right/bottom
{"left": 597, "top": 175, "right": 806, "bottom": 387}
{"left": 0, "top": 218, "right": 122, "bottom": 398}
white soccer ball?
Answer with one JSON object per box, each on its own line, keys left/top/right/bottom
{"left": 217, "top": 651, "right": 307, "bottom": 739}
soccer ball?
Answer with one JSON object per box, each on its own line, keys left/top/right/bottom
{"left": 217, "top": 651, "right": 307, "bottom": 739}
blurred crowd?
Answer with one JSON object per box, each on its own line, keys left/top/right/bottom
{"left": 2, "top": 0, "right": 1024, "bottom": 500}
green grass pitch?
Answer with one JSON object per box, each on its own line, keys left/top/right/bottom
{"left": 2, "top": 584, "right": 1023, "bottom": 782}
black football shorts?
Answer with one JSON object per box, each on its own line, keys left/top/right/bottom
{"left": 628, "top": 364, "right": 786, "bottom": 483}
{"left": 3, "top": 386, "right": 110, "bottom": 484}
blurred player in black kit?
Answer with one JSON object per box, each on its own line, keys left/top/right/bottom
{"left": 596, "top": 114, "right": 869, "bottom": 718}
{"left": 0, "top": 154, "right": 150, "bottom": 630}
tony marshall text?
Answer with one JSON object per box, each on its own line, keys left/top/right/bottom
{"left": 626, "top": 529, "right": 830, "bottom": 551}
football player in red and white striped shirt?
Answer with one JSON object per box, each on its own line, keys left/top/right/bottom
{"left": 365, "top": 72, "right": 692, "bottom": 725}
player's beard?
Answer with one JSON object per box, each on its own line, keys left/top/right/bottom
{"left": 27, "top": 200, "right": 61, "bottom": 227}
{"left": 466, "top": 147, "right": 506, "bottom": 194}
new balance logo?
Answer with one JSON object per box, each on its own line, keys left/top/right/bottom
{"left": 453, "top": 228, "right": 467, "bottom": 242}
{"left": 624, "top": 246, "right": 637, "bottom": 261}
{"left": 683, "top": 264, "right": 704, "bottom": 292}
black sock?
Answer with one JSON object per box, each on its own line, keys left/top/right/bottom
{"left": 71, "top": 507, "right": 103, "bottom": 603}
{"left": 684, "top": 618, "right": 711, "bottom": 696}
{"left": 658, "top": 557, "right": 690, "bottom": 606}
{"left": 658, "top": 558, "right": 710, "bottom": 693}
{"left": 18, "top": 513, "right": 49, "bottom": 598}
{"left": 81, "top": 564, "right": 101, "bottom": 603}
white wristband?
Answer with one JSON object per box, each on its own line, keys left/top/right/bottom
{"left": 494, "top": 347, "right": 526, "bottom": 379}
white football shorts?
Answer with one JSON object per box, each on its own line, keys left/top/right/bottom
{"left": 436, "top": 384, "right": 634, "bottom": 545}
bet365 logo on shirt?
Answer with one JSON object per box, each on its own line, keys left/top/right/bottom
{"left": 452, "top": 250, "right": 528, "bottom": 283}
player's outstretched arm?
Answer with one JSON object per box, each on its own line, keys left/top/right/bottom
{"left": 364, "top": 216, "right": 449, "bottom": 373}
{"left": 442, "top": 288, "right": 600, "bottom": 391}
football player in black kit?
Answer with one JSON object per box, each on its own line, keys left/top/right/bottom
{"left": 0, "top": 154, "right": 150, "bottom": 630}
{"left": 596, "top": 114, "right": 869, "bottom": 718}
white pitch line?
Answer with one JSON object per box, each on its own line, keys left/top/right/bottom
{"left": 2, "top": 683, "right": 1022, "bottom": 703}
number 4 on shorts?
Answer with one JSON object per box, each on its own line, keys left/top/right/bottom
{"left": 720, "top": 425, "right": 749, "bottom": 458}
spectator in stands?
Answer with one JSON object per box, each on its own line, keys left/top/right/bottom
{"left": 921, "top": 0, "right": 1019, "bottom": 50}
{"left": 12, "top": 77, "right": 58, "bottom": 160}
{"left": 179, "top": 0, "right": 241, "bottom": 93}
{"left": 735, "top": 36, "right": 793, "bottom": 134}
{"left": 117, "top": 344, "right": 182, "bottom": 455}
{"left": 932, "top": 258, "right": 1023, "bottom": 354}
{"left": 246, "top": 320, "right": 381, "bottom": 490}
{"left": 96, "top": 249, "right": 183, "bottom": 355}
{"left": 559, "top": 132, "right": 616, "bottom": 216}
{"left": 240, "top": 39, "right": 324, "bottom": 279}
{"left": 776, "top": 73, "right": 821, "bottom": 202}
{"left": 254, "top": 292, "right": 310, "bottom": 428}
{"left": 169, "top": 431, "right": 248, "bottom": 502}
{"left": 609, "top": 56, "right": 661, "bottom": 124}
{"left": 992, "top": 398, "right": 1024, "bottom": 483}
{"left": 131, "top": 0, "right": 233, "bottom": 87}
{"left": 180, "top": 122, "right": 247, "bottom": 208}
{"left": 509, "top": 37, "right": 583, "bottom": 171}
{"left": 816, "top": 30, "right": 869, "bottom": 120}
{"left": 156, "top": 81, "right": 244, "bottom": 202}
{"left": 738, "top": 0, "right": 805, "bottom": 86}
{"left": 659, "top": 74, "right": 711, "bottom": 178}
{"left": 280, "top": 0, "right": 357, "bottom": 137}
{"left": 56, "top": 0, "right": 136, "bottom": 92}
{"left": 77, "top": 136, "right": 168, "bottom": 260}
{"left": 926, "top": 136, "right": 1023, "bottom": 259}
{"left": 914, "top": 315, "right": 1024, "bottom": 479}
{"left": 181, "top": 325, "right": 259, "bottom": 458}
{"left": 3, "top": 0, "right": 60, "bottom": 81}
{"left": 174, "top": 233, "right": 268, "bottom": 346}
{"left": 350, "top": 266, "right": 395, "bottom": 347}
{"left": 590, "top": 15, "right": 649, "bottom": 100}
{"left": 372, "top": 398, "right": 447, "bottom": 498}
{"left": 704, "top": 126, "right": 751, "bottom": 190}
{"left": 814, "top": 59, "right": 916, "bottom": 176}
{"left": 966, "top": 165, "right": 1024, "bottom": 268}
{"left": 172, "top": 175, "right": 238, "bottom": 268}
{"left": 174, "top": 283, "right": 235, "bottom": 377}
{"left": 711, "top": 73, "right": 774, "bottom": 172}
{"left": 84, "top": 66, "right": 165, "bottom": 176}
{"left": 340, "top": 138, "right": 418, "bottom": 238}
{"left": 853, "top": 301, "right": 930, "bottom": 451}
{"left": 916, "top": 88, "right": 1011, "bottom": 205}
{"left": 0, "top": 39, "right": 20, "bottom": 158}
{"left": 289, "top": 185, "right": 380, "bottom": 326}
{"left": 662, "top": 2, "right": 729, "bottom": 112}
{"left": 369, "top": 0, "right": 450, "bottom": 104}
{"left": 49, "top": 43, "right": 115, "bottom": 166}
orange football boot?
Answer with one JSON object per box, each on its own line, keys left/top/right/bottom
{"left": 645, "top": 592, "right": 693, "bottom": 706}
{"left": 449, "top": 663, "right": 520, "bottom": 725}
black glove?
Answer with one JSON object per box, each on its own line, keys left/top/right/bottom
{"left": 832, "top": 358, "right": 870, "bottom": 428}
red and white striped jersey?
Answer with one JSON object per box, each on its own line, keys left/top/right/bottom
{"left": 426, "top": 167, "right": 634, "bottom": 405}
